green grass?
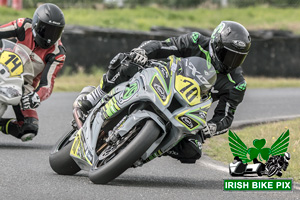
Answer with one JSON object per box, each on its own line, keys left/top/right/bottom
{"left": 204, "top": 118, "right": 300, "bottom": 182}
{"left": 245, "top": 76, "right": 300, "bottom": 88}
{"left": 1, "top": 6, "right": 300, "bottom": 34}
{"left": 54, "top": 68, "right": 104, "bottom": 92}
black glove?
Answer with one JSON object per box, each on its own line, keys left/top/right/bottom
{"left": 21, "top": 92, "right": 40, "bottom": 110}
{"left": 130, "top": 48, "right": 148, "bottom": 65}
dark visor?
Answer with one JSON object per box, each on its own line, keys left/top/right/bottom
{"left": 35, "top": 20, "right": 64, "bottom": 43}
{"left": 216, "top": 46, "right": 248, "bottom": 69}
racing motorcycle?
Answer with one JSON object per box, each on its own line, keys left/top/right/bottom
{"left": 0, "top": 39, "right": 33, "bottom": 118}
{"left": 49, "top": 54, "right": 216, "bottom": 184}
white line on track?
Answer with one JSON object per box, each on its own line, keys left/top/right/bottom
{"left": 200, "top": 160, "right": 229, "bottom": 174}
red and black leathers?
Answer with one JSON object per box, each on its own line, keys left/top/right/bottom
{"left": 0, "top": 18, "right": 66, "bottom": 138}
{"left": 137, "top": 32, "right": 247, "bottom": 132}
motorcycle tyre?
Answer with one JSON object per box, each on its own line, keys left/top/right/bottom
{"left": 89, "top": 120, "right": 160, "bottom": 184}
{"left": 49, "top": 128, "right": 81, "bottom": 175}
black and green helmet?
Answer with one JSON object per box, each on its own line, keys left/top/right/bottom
{"left": 209, "top": 21, "right": 251, "bottom": 74}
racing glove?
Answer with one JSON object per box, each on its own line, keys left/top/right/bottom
{"left": 202, "top": 124, "right": 212, "bottom": 139}
{"left": 130, "top": 48, "right": 148, "bottom": 65}
{"left": 209, "top": 122, "right": 228, "bottom": 136}
{"left": 21, "top": 92, "right": 40, "bottom": 110}
{"left": 202, "top": 123, "right": 228, "bottom": 139}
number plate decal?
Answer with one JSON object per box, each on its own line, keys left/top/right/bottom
{"left": 175, "top": 75, "right": 202, "bottom": 106}
{"left": 0, "top": 51, "right": 24, "bottom": 77}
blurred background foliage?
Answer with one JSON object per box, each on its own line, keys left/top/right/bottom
{"left": 21, "top": 0, "right": 300, "bottom": 8}
{"left": 1, "top": 0, "right": 300, "bottom": 34}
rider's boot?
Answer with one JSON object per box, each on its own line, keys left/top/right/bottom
{"left": 78, "top": 85, "right": 106, "bottom": 114}
{"left": 20, "top": 117, "right": 38, "bottom": 142}
{"left": 0, "top": 118, "right": 37, "bottom": 142}
{"left": 0, "top": 118, "right": 15, "bottom": 135}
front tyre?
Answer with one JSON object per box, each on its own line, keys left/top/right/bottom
{"left": 89, "top": 120, "right": 160, "bottom": 184}
{"left": 49, "top": 128, "right": 81, "bottom": 175}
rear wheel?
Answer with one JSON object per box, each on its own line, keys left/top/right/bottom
{"left": 89, "top": 120, "right": 160, "bottom": 184}
{"left": 49, "top": 128, "right": 81, "bottom": 175}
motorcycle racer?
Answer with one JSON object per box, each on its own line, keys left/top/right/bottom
{"left": 78, "top": 21, "right": 251, "bottom": 163}
{"left": 81, "top": 21, "right": 251, "bottom": 135}
{"left": 0, "top": 3, "right": 66, "bottom": 142}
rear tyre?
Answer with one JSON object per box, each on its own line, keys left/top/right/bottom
{"left": 89, "top": 120, "right": 160, "bottom": 184}
{"left": 49, "top": 129, "right": 81, "bottom": 175}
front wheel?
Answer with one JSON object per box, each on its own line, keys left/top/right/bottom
{"left": 89, "top": 120, "right": 160, "bottom": 184}
{"left": 49, "top": 128, "right": 81, "bottom": 175}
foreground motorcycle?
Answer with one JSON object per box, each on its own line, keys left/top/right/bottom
{"left": 49, "top": 55, "right": 216, "bottom": 184}
{"left": 0, "top": 39, "right": 33, "bottom": 118}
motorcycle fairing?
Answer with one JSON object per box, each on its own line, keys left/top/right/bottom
{"left": 100, "top": 96, "right": 121, "bottom": 119}
{"left": 0, "top": 39, "right": 33, "bottom": 108}
{"left": 0, "top": 51, "right": 24, "bottom": 105}
{"left": 119, "top": 81, "right": 139, "bottom": 104}
{"left": 150, "top": 74, "right": 170, "bottom": 106}
{"left": 174, "top": 99, "right": 211, "bottom": 131}
{"left": 149, "top": 56, "right": 179, "bottom": 107}
{"left": 175, "top": 74, "right": 202, "bottom": 106}
{"left": 0, "top": 51, "right": 24, "bottom": 77}
{"left": 70, "top": 56, "right": 215, "bottom": 169}
{"left": 70, "top": 129, "right": 93, "bottom": 170}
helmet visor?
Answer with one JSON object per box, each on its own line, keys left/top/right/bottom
{"left": 216, "top": 46, "right": 248, "bottom": 69}
{"left": 35, "top": 20, "right": 64, "bottom": 45}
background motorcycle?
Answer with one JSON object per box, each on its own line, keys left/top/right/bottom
{"left": 49, "top": 55, "right": 216, "bottom": 184}
{"left": 0, "top": 39, "right": 33, "bottom": 118}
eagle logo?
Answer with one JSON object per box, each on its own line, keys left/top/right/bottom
{"left": 228, "top": 130, "right": 289, "bottom": 164}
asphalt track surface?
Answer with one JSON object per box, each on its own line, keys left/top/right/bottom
{"left": 1, "top": 88, "right": 299, "bottom": 200}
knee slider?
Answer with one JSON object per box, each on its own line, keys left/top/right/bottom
{"left": 180, "top": 136, "right": 203, "bottom": 163}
